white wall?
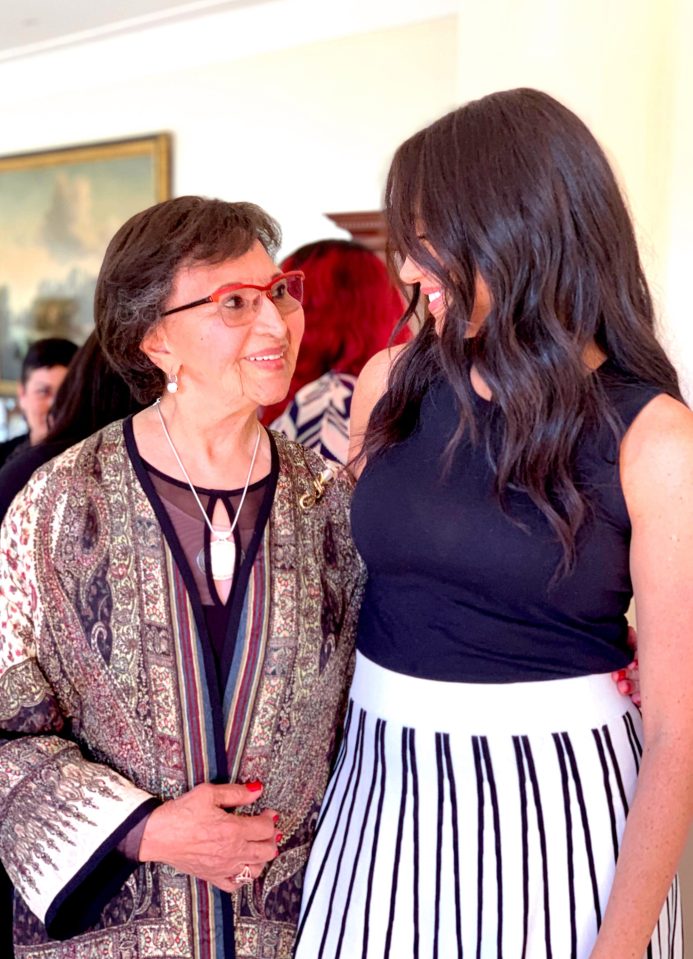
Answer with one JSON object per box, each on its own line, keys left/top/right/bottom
{"left": 456, "top": 0, "right": 693, "bottom": 398}
{"left": 659, "top": 0, "right": 693, "bottom": 396}
{"left": 0, "top": 8, "right": 459, "bottom": 258}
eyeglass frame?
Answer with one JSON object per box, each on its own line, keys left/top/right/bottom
{"left": 160, "top": 269, "right": 306, "bottom": 317}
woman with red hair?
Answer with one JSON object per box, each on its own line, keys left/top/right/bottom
{"left": 268, "top": 239, "right": 409, "bottom": 463}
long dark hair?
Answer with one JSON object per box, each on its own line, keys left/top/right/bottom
{"left": 367, "top": 88, "right": 683, "bottom": 574}
{"left": 46, "top": 331, "right": 144, "bottom": 443}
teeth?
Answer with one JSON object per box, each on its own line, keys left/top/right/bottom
{"left": 427, "top": 291, "right": 442, "bottom": 302}
{"left": 248, "top": 353, "right": 283, "bottom": 362}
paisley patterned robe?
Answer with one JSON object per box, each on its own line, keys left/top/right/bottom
{"left": 0, "top": 422, "right": 364, "bottom": 959}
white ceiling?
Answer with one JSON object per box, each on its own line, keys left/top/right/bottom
{"left": 0, "top": 0, "right": 259, "bottom": 60}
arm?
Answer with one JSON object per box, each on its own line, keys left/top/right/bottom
{"left": 0, "top": 480, "right": 157, "bottom": 936}
{"left": 590, "top": 394, "right": 693, "bottom": 958}
{"left": 347, "top": 344, "right": 408, "bottom": 475}
{"left": 0, "top": 477, "right": 278, "bottom": 938}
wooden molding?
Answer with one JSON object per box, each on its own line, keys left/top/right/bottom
{"left": 325, "top": 210, "right": 387, "bottom": 254}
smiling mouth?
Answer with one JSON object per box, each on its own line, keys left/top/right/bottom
{"left": 246, "top": 350, "right": 286, "bottom": 362}
{"left": 427, "top": 291, "right": 442, "bottom": 303}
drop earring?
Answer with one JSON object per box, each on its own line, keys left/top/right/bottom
{"left": 166, "top": 371, "right": 179, "bottom": 394}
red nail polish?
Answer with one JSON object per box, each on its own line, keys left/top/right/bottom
{"left": 245, "top": 780, "right": 263, "bottom": 792}
{"left": 275, "top": 833, "right": 283, "bottom": 844}
{"left": 273, "top": 814, "right": 279, "bottom": 826}
{"left": 617, "top": 669, "right": 627, "bottom": 681}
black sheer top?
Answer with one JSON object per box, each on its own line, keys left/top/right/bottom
{"left": 124, "top": 418, "right": 278, "bottom": 682}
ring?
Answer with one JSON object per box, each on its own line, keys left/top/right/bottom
{"left": 233, "top": 865, "right": 253, "bottom": 885}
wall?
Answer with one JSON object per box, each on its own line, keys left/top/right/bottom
{"left": 0, "top": 7, "right": 459, "bottom": 257}
{"left": 456, "top": 0, "right": 693, "bottom": 398}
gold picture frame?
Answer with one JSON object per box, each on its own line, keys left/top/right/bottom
{"left": 0, "top": 133, "right": 171, "bottom": 397}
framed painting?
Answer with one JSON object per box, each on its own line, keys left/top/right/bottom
{"left": 0, "top": 133, "right": 171, "bottom": 404}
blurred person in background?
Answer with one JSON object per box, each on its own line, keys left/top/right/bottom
{"left": 0, "top": 337, "right": 77, "bottom": 468}
{"left": 0, "top": 331, "right": 146, "bottom": 523}
{"left": 268, "top": 239, "right": 410, "bottom": 463}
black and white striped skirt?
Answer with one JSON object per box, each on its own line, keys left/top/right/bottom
{"left": 295, "top": 652, "right": 682, "bottom": 959}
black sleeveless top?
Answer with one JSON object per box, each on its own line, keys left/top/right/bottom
{"left": 353, "top": 360, "right": 660, "bottom": 683}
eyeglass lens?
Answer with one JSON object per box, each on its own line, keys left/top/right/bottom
{"left": 216, "top": 274, "right": 304, "bottom": 324}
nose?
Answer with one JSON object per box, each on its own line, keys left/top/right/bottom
{"left": 254, "top": 290, "right": 289, "bottom": 334}
{"left": 399, "top": 255, "right": 423, "bottom": 286}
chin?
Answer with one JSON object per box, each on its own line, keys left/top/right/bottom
{"left": 256, "top": 380, "right": 292, "bottom": 407}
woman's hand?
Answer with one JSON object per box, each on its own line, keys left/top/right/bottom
{"left": 139, "top": 781, "right": 280, "bottom": 893}
{"left": 611, "top": 625, "right": 640, "bottom": 706}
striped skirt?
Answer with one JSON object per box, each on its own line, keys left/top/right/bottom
{"left": 294, "top": 652, "right": 683, "bottom": 959}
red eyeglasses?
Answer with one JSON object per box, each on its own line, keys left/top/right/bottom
{"left": 161, "top": 270, "right": 305, "bottom": 326}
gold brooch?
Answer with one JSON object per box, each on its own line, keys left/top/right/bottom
{"left": 299, "top": 467, "right": 335, "bottom": 510}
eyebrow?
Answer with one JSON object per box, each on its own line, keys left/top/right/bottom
{"left": 226, "top": 269, "right": 283, "bottom": 285}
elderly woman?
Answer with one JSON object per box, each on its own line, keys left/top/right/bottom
{"left": 0, "top": 197, "right": 364, "bottom": 958}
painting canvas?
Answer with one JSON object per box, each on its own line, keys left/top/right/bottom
{"left": 0, "top": 133, "right": 171, "bottom": 399}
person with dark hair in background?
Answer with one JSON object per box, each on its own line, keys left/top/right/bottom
{"left": 0, "top": 331, "right": 145, "bottom": 524}
{"left": 296, "top": 89, "right": 693, "bottom": 958}
{"left": 267, "top": 239, "right": 409, "bottom": 463}
{"left": 0, "top": 337, "right": 78, "bottom": 468}
{"left": 0, "top": 196, "right": 363, "bottom": 959}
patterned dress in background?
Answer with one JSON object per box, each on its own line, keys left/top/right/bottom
{"left": 271, "top": 371, "right": 356, "bottom": 465}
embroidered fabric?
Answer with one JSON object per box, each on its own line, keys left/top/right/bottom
{"left": 114, "top": 463, "right": 272, "bottom": 863}
{"left": 0, "top": 419, "right": 364, "bottom": 957}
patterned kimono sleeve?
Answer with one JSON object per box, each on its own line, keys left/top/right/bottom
{"left": 330, "top": 467, "right": 367, "bottom": 652}
{"left": 0, "top": 478, "right": 158, "bottom": 937}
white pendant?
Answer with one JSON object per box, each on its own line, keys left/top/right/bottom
{"left": 209, "top": 535, "right": 236, "bottom": 580}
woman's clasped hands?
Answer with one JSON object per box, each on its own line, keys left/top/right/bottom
{"left": 138, "top": 780, "right": 280, "bottom": 893}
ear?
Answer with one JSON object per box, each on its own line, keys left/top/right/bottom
{"left": 16, "top": 382, "right": 27, "bottom": 413}
{"left": 140, "top": 323, "right": 179, "bottom": 376}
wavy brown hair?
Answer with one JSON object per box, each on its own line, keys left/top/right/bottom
{"left": 95, "top": 196, "right": 281, "bottom": 403}
{"left": 366, "top": 88, "right": 683, "bottom": 575}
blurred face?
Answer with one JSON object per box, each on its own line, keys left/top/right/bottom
{"left": 399, "top": 251, "right": 491, "bottom": 338}
{"left": 145, "top": 241, "right": 304, "bottom": 412}
{"left": 17, "top": 365, "right": 68, "bottom": 443}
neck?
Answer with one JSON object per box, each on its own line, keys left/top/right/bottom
{"left": 157, "top": 393, "right": 259, "bottom": 456}
{"left": 133, "top": 393, "right": 268, "bottom": 488}
{"left": 583, "top": 341, "right": 607, "bottom": 371}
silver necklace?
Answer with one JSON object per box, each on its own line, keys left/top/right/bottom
{"left": 154, "top": 398, "right": 262, "bottom": 581}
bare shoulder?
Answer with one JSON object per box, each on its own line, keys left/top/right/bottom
{"left": 354, "top": 344, "right": 409, "bottom": 402}
{"left": 621, "top": 393, "right": 693, "bottom": 516}
{"left": 348, "top": 344, "right": 409, "bottom": 470}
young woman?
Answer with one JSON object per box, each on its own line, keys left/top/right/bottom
{"left": 296, "top": 89, "right": 693, "bottom": 958}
